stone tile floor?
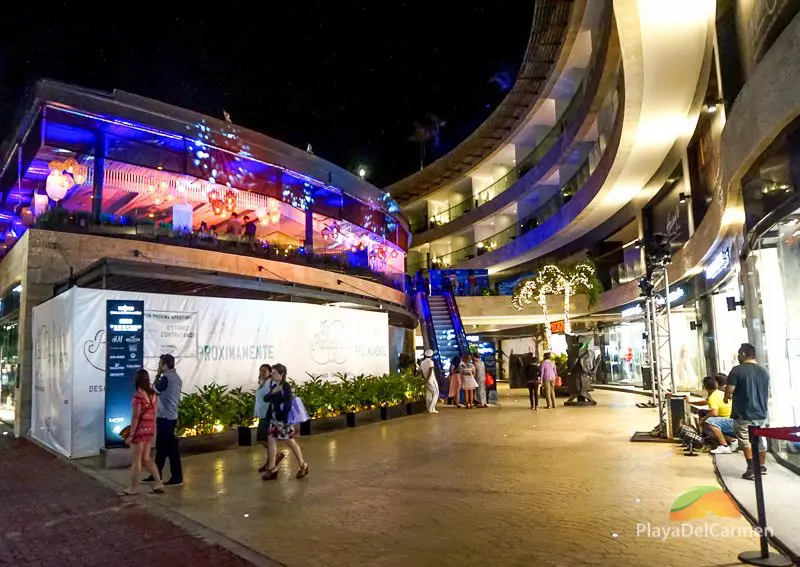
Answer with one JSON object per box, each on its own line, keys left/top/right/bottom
{"left": 0, "top": 424, "right": 253, "bottom": 567}
{"left": 92, "top": 388, "right": 778, "bottom": 567}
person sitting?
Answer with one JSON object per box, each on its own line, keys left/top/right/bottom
{"left": 198, "top": 221, "right": 210, "bottom": 240}
{"left": 697, "top": 375, "right": 737, "bottom": 454}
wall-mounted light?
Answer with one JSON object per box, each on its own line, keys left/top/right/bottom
{"left": 634, "top": 240, "right": 643, "bottom": 249}
{"left": 678, "top": 192, "right": 690, "bottom": 204}
{"left": 704, "top": 99, "right": 723, "bottom": 113}
{"left": 12, "top": 284, "right": 22, "bottom": 293}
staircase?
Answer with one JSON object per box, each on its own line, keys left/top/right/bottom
{"left": 428, "top": 295, "right": 462, "bottom": 373}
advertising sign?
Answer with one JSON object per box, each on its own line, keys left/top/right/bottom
{"left": 104, "top": 300, "right": 144, "bottom": 447}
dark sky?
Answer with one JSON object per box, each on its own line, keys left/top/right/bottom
{"left": 0, "top": 2, "right": 534, "bottom": 188}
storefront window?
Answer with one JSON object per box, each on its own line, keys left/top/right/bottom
{"left": 710, "top": 275, "right": 749, "bottom": 375}
{"left": 749, "top": 215, "right": 800, "bottom": 468}
{"left": 0, "top": 322, "right": 18, "bottom": 424}
{"left": 603, "top": 321, "right": 646, "bottom": 386}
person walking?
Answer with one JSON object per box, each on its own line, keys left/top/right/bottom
{"left": 724, "top": 343, "right": 770, "bottom": 480}
{"left": 447, "top": 356, "right": 463, "bottom": 407}
{"left": 144, "top": 354, "right": 183, "bottom": 486}
{"left": 121, "top": 369, "right": 164, "bottom": 495}
{"left": 473, "top": 354, "right": 488, "bottom": 408}
{"left": 460, "top": 353, "right": 478, "bottom": 409}
{"left": 540, "top": 352, "right": 558, "bottom": 409}
{"left": 262, "top": 363, "right": 309, "bottom": 480}
{"left": 526, "top": 355, "right": 541, "bottom": 410}
{"left": 255, "top": 364, "right": 286, "bottom": 472}
{"left": 420, "top": 349, "right": 439, "bottom": 414}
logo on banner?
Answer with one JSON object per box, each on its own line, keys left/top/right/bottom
{"left": 309, "top": 320, "right": 350, "bottom": 365}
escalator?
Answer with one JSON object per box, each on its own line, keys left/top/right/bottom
{"left": 414, "top": 286, "right": 469, "bottom": 396}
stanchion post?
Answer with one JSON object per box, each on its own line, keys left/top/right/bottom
{"left": 738, "top": 426, "right": 791, "bottom": 567}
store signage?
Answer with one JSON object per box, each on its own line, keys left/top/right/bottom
{"left": 550, "top": 320, "right": 565, "bottom": 334}
{"left": 105, "top": 300, "right": 144, "bottom": 448}
{"left": 705, "top": 249, "right": 730, "bottom": 280}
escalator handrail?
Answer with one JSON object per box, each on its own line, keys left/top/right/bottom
{"left": 415, "top": 291, "right": 444, "bottom": 381}
{"left": 443, "top": 290, "right": 470, "bottom": 357}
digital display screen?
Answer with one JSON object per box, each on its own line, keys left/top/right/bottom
{"left": 105, "top": 300, "right": 145, "bottom": 447}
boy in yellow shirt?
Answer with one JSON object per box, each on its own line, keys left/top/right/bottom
{"left": 703, "top": 375, "right": 737, "bottom": 454}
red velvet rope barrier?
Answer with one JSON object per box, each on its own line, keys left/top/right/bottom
{"left": 751, "top": 425, "right": 800, "bottom": 442}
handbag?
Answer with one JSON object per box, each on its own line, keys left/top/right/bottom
{"left": 554, "top": 375, "right": 563, "bottom": 388}
{"left": 287, "top": 396, "right": 310, "bottom": 425}
{"left": 485, "top": 372, "right": 494, "bottom": 387}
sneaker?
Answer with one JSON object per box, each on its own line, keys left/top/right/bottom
{"left": 729, "top": 439, "right": 739, "bottom": 452}
{"left": 141, "top": 476, "right": 156, "bottom": 483}
{"left": 761, "top": 465, "right": 767, "bottom": 475}
{"left": 711, "top": 445, "right": 733, "bottom": 455}
{"left": 432, "top": 410, "right": 439, "bottom": 414}
{"left": 742, "top": 468, "right": 754, "bottom": 480}
{"left": 164, "top": 478, "right": 183, "bottom": 486}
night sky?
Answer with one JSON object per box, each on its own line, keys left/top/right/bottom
{"left": 0, "top": 2, "right": 534, "bottom": 188}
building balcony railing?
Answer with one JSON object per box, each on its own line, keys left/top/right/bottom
{"left": 407, "top": 8, "right": 614, "bottom": 235}
{"left": 420, "top": 81, "right": 620, "bottom": 271}
{"left": 21, "top": 212, "right": 407, "bottom": 292}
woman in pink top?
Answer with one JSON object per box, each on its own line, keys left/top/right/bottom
{"left": 539, "top": 352, "right": 558, "bottom": 409}
{"left": 447, "top": 356, "right": 463, "bottom": 407}
{"left": 121, "top": 369, "right": 165, "bottom": 495}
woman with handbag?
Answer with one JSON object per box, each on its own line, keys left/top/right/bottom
{"left": 447, "top": 356, "right": 463, "bottom": 407}
{"left": 262, "top": 363, "right": 309, "bottom": 480}
{"left": 120, "top": 369, "right": 165, "bottom": 495}
{"left": 255, "top": 364, "right": 286, "bottom": 473}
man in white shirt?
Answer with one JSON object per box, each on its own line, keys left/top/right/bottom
{"left": 420, "top": 349, "right": 438, "bottom": 414}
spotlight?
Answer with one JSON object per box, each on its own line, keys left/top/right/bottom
{"left": 679, "top": 192, "right": 689, "bottom": 204}
{"left": 704, "top": 101, "right": 717, "bottom": 113}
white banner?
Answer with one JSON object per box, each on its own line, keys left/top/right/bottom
{"left": 34, "top": 287, "right": 390, "bottom": 457}
{"left": 31, "top": 292, "right": 73, "bottom": 457}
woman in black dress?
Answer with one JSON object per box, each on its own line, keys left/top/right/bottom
{"left": 262, "top": 363, "right": 309, "bottom": 480}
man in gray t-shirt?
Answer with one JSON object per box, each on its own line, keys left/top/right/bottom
{"left": 146, "top": 354, "right": 183, "bottom": 485}
{"left": 725, "top": 343, "right": 770, "bottom": 481}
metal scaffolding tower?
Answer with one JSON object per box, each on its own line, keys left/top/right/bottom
{"left": 646, "top": 267, "right": 675, "bottom": 438}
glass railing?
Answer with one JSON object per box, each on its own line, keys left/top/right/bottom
{"left": 28, "top": 214, "right": 407, "bottom": 292}
{"left": 410, "top": 19, "right": 611, "bottom": 235}
{"left": 429, "top": 79, "right": 621, "bottom": 269}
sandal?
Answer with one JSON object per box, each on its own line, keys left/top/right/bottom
{"left": 295, "top": 462, "right": 309, "bottom": 479}
{"left": 118, "top": 488, "right": 138, "bottom": 496}
{"left": 258, "top": 452, "right": 286, "bottom": 473}
{"left": 262, "top": 468, "right": 279, "bottom": 481}
{"left": 151, "top": 485, "right": 165, "bottom": 494}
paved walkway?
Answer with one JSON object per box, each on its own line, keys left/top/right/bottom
{"left": 92, "top": 388, "right": 772, "bottom": 566}
{"left": 716, "top": 451, "right": 800, "bottom": 561}
{"left": 0, "top": 427, "right": 252, "bottom": 567}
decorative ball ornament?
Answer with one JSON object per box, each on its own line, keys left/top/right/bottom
{"left": 45, "top": 170, "right": 71, "bottom": 201}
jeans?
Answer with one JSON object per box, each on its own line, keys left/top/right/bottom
{"left": 705, "top": 416, "right": 735, "bottom": 436}
{"left": 527, "top": 382, "right": 540, "bottom": 408}
{"left": 155, "top": 417, "right": 182, "bottom": 482}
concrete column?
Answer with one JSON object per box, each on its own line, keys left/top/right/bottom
{"left": 304, "top": 208, "right": 314, "bottom": 255}
{"left": 92, "top": 132, "right": 106, "bottom": 223}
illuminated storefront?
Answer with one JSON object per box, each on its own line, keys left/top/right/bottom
{"left": 600, "top": 283, "right": 706, "bottom": 391}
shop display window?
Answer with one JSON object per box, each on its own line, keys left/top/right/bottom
{"left": 750, "top": 216, "right": 800, "bottom": 469}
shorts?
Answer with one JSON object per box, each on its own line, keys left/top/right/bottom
{"left": 705, "top": 416, "right": 735, "bottom": 436}
{"left": 734, "top": 419, "right": 769, "bottom": 451}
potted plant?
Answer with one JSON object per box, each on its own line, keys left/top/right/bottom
{"left": 295, "top": 375, "right": 347, "bottom": 436}
{"left": 229, "top": 387, "right": 256, "bottom": 446}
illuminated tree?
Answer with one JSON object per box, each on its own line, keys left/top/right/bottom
{"left": 558, "top": 261, "right": 597, "bottom": 335}
{"left": 512, "top": 264, "right": 563, "bottom": 350}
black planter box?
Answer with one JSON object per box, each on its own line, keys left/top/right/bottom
{"left": 179, "top": 429, "right": 238, "bottom": 455}
{"left": 346, "top": 407, "right": 382, "bottom": 428}
{"left": 299, "top": 414, "right": 348, "bottom": 436}
{"left": 406, "top": 400, "right": 426, "bottom": 415}
{"left": 381, "top": 404, "right": 407, "bottom": 421}
{"left": 237, "top": 426, "right": 253, "bottom": 446}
